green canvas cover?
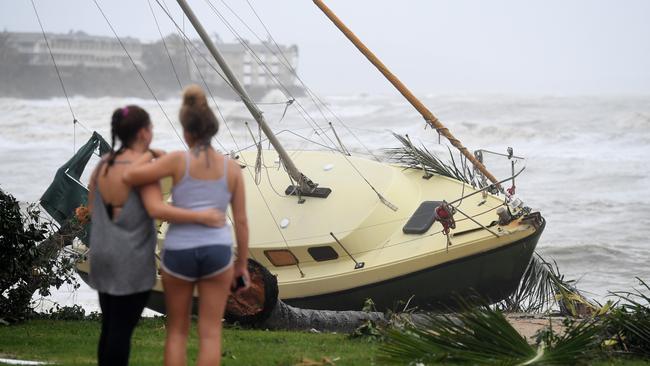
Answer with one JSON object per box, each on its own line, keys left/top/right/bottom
{"left": 40, "top": 131, "right": 110, "bottom": 243}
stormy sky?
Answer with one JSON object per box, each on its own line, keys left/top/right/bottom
{"left": 2, "top": 0, "right": 649, "bottom": 95}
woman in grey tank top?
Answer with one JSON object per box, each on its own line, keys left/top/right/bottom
{"left": 124, "top": 86, "right": 250, "bottom": 366}
{"left": 88, "top": 105, "right": 226, "bottom": 366}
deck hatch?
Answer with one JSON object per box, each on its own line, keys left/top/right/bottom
{"left": 402, "top": 201, "right": 443, "bottom": 234}
{"left": 308, "top": 246, "right": 339, "bottom": 262}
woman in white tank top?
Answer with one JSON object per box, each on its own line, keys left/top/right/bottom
{"left": 124, "top": 85, "right": 250, "bottom": 366}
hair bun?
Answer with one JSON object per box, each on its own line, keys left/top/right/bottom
{"left": 182, "top": 84, "right": 207, "bottom": 107}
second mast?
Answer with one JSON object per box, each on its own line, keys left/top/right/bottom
{"left": 176, "top": 0, "right": 324, "bottom": 196}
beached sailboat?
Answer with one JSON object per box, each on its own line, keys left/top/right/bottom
{"left": 41, "top": 0, "right": 545, "bottom": 313}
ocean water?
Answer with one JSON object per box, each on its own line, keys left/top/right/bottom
{"left": 1, "top": 94, "right": 649, "bottom": 312}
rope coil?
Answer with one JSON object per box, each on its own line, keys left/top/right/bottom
{"left": 435, "top": 202, "right": 456, "bottom": 235}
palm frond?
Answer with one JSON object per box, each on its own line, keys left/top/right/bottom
{"left": 603, "top": 278, "right": 650, "bottom": 355}
{"left": 378, "top": 305, "right": 600, "bottom": 365}
{"left": 385, "top": 133, "right": 485, "bottom": 188}
{"left": 496, "top": 253, "right": 599, "bottom": 316}
{"left": 547, "top": 322, "right": 602, "bottom": 365}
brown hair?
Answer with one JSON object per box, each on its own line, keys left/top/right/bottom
{"left": 106, "top": 105, "right": 150, "bottom": 172}
{"left": 179, "top": 85, "right": 219, "bottom": 146}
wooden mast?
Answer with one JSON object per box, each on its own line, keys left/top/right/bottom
{"left": 313, "top": 0, "right": 500, "bottom": 186}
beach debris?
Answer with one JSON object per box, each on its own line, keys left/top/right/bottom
{"left": 0, "top": 358, "right": 52, "bottom": 365}
{"left": 378, "top": 305, "right": 600, "bottom": 365}
{"left": 294, "top": 356, "right": 338, "bottom": 366}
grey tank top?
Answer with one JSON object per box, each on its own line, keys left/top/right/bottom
{"left": 89, "top": 186, "right": 157, "bottom": 295}
{"left": 164, "top": 152, "right": 233, "bottom": 250}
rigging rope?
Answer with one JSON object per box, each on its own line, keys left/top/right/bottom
{"left": 204, "top": 0, "right": 337, "bottom": 152}
{"left": 249, "top": 204, "right": 502, "bottom": 259}
{"left": 214, "top": 0, "right": 342, "bottom": 151}
{"left": 154, "top": 0, "right": 243, "bottom": 100}
{"left": 147, "top": 0, "right": 184, "bottom": 89}
{"left": 155, "top": 0, "right": 248, "bottom": 157}
{"left": 204, "top": 0, "right": 398, "bottom": 211}
{"left": 242, "top": 0, "right": 380, "bottom": 162}
{"left": 30, "top": 0, "right": 79, "bottom": 152}
{"left": 244, "top": 121, "right": 263, "bottom": 185}
{"left": 154, "top": 0, "right": 231, "bottom": 153}
{"left": 155, "top": 0, "right": 308, "bottom": 274}
{"left": 91, "top": 0, "right": 187, "bottom": 149}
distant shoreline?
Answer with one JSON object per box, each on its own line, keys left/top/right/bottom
{"left": 0, "top": 65, "right": 305, "bottom": 100}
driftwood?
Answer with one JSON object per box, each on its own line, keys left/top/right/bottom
{"left": 224, "top": 259, "right": 395, "bottom": 332}
{"left": 224, "top": 260, "right": 441, "bottom": 332}
{"left": 225, "top": 260, "right": 566, "bottom": 338}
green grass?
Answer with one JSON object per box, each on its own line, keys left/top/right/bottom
{"left": 0, "top": 318, "right": 377, "bottom": 366}
{"left": 1, "top": 319, "right": 649, "bottom": 365}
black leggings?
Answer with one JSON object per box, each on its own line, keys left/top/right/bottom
{"left": 98, "top": 291, "right": 150, "bottom": 366}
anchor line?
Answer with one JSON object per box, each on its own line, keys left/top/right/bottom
{"left": 202, "top": 0, "right": 397, "bottom": 210}
{"left": 242, "top": 0, "right": 380, "bottom": 161}
{"left": 91, "top": 0, "right": 187, "bottom": 149}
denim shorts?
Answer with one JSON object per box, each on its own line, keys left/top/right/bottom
{"left": 161, "top": 245, "right": 233, "bottom": 282}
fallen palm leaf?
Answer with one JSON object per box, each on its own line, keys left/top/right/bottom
{"left": 385, "top": 133, "right": 484, "bottom": 188}
{"left": 603, "top": 278, "right": 650, "bottom": 355}
{"left": 378, "top": 305, "right": 600, "bottom": 365}
{"left": 497, "top": 254, "right": 599, "bottom": 316}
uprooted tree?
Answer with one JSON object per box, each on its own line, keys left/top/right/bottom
{"left": 0, "top": 188, "right": 80, "bottom": 323}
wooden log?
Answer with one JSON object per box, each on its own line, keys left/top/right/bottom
{"left": 224, "top": 259, "right": 421, "bottom": 332}
{"left": 224, "top": 259, "right": 278, "bottom": 325}
{"left": 223, "top": 260, "right": 569, "bottom": 338}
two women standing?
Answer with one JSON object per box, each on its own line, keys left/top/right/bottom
{"left": 88, "top": 85, "right": 249, "bottom": 366}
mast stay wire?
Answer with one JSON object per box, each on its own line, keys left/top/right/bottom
{"left": 158, "top": 0, "right": 280, "bottom": 155}
{"left": 151, "top": 0, "right": 231, "bottom": 153}
{"left": 155, "top": 0, "right": 252, "bottom": 156}
{"left": 155, "top": 0, "right": 275, "bottom": 265}
{"left": 204, "top": 0, "right": 398, "bottom": 211}
{"left": 155, "top": 0, "right": 307, "bottom": 274}
{"left": 189, "top": 0, "right": 502, "bottom": 252}
{"left": 156, "top": 0, "right": 267, "bottom": 176}
{"left": 157, "top": 0, "right": 238, "bottom": 94}
{"left": 242, "top": 0, "right": 380, "bottom": 162}
{"left": 209, "top": 0, "right": 389, "bottom": 168}
{"left": 30, "top": 0, "right": 90, "bottom": 153}
{"left": 173, "top": 5, "right": 495, "bottom": 252}
{"left": 217, "top": 0, "right": 345, "bottom": 149}
{"left": 91, "top": 0, "right": 188, "bottom": 149}
{"left": 203, "top": 0, "right": 339, "bottom": 154}
{"left": 212, "top": 0, "right": 344, "bottom": 155}
{"left": 146, "top": 0, "right": 184, "bottom": 89}
{"left": 205, "top": 0, "right": 371, "bottom": 174}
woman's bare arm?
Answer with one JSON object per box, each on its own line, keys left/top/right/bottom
{"left": 139, "top": 182, "right": 225, "bottom": 227}
{"left": 123, "top": 151, "right": 182, "bottom": 186}
{"left": 229, "top": 159, "right": 250, "bottom": 291}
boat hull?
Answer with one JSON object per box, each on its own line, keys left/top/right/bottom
{"left": 74, "top": 151, "right": 546, "bottom": 314}
{"left": 284, "top": 218, "right": 544, "bottom": 311}
{"left": 77, "top": 217, "right": 543, "bottom": 314}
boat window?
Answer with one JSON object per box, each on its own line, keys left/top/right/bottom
{"left": 264, "top": 249, "right": 298, "bottom": 267}
{"left": 308, "top": 246, "right": 339, "bottom": 262}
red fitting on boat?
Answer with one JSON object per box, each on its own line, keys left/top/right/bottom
{"left": 435, "top": 202, "right": 456, "bottom": 235}
{"left": 507, "top": 185, "right": 516, "bottom": 196}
